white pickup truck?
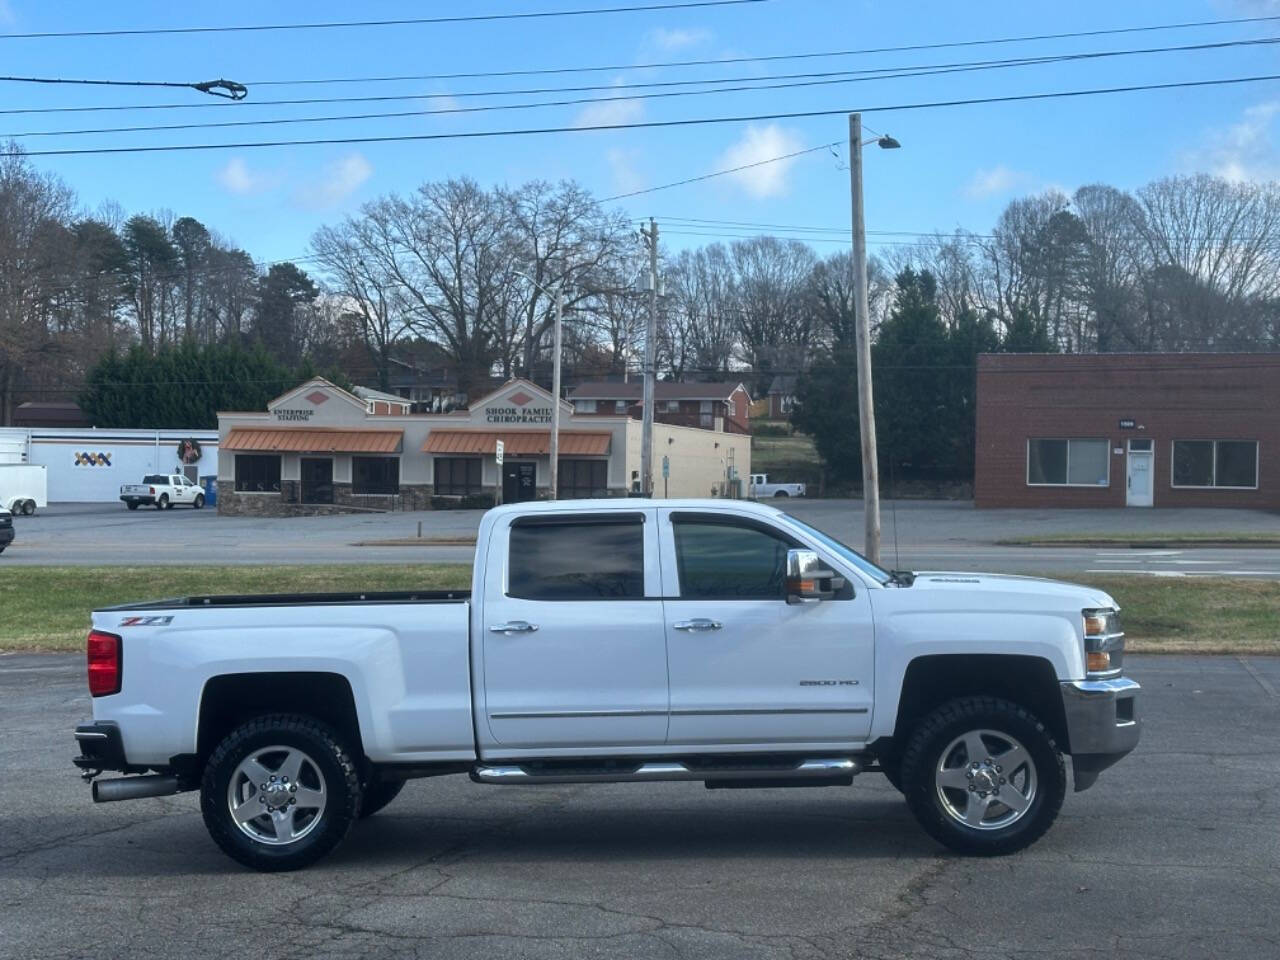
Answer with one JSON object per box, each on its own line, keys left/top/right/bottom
{"left": 73, "top": 499, "right": 1140, "bottom": 872}
{"left": 119, "top": 474, "right": 205, "bottom": 510}
{"left": 750, "top": 473, "right": 806, "bottom": 498}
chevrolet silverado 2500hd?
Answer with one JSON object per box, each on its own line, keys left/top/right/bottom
{"left": 73, "top": 499, "right": 1140, "bottom": 872}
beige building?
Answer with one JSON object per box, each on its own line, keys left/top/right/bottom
{"left": 216, "top": 378, "right": 750, "bottom": 515}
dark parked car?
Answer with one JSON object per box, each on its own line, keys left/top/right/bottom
{"left": 0, "top": 507, "right": 14, "bottom": 554}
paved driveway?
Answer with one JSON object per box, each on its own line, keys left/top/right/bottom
{"left": 2, "top": 653, "right": 1277, "bottom": 959}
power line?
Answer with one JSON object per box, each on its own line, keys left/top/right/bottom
{"left": 0, "top": 76, "right": 247, "bottom": 99}
{"left": 603, "top": 143, "right": 840, "bottom": 202}
{"left": 0, "top": 0, "right": 768, "bottom": 40}
{"left": 18, "top": 72, "right": 1280, "bottom": 158}
{"left": 8, "top": 34, "right": 1279, "bottom": 119}
{"left": 238, "top": 12, "right": 1280, "bottom": 86}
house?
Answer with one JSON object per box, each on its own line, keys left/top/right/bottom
{"left": 568, "top": 381, "right": 752, "bottom": 434}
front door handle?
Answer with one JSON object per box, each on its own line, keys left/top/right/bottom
{"left": 490, "top": 620, "right": 539, "bottom": 634}
{"left": 672, "top": 618, "right": 722, "bottom": 632}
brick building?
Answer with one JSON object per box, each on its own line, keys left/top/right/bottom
{"left": 568, "top": 381, "right": 752, "bottom": 434}
{"left": 975, "top": 353, "right": 1278, "bottom": 509}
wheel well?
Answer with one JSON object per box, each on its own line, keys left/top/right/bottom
{"left": 197, "top": 672, "right": 363, "bottom": 762}
{"left": 890, "top": 655, "right": 1069, "bottom": 753}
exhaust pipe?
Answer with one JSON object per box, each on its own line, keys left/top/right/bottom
{"left": 92, "top": 774, "right": 182, "bottom": 803}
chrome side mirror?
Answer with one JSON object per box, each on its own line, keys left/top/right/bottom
{"left": 785, "top": 549, "right": 845, "bottom": 604}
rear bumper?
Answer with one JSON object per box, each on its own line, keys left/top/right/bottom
{"left": 119, "top": 495, "right": 157, "bottom": 505}
{"left": 1060, "top": 677, "right": 1141, "bottom": 792}
{"left": 72, "top": 721, "right": 137, "bottom": 775}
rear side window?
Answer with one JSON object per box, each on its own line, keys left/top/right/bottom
{"left": 142, "top": 475, "right": 167, "bottom": 485}
{"left": 673, "top": 519, "right": 791, "bottom": 600}
{"left": 508, "top": 518, "right": 644, "bottom": 600}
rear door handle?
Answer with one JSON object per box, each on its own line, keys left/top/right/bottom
{"left": 672, "top": 618, "right": 722, "bottom": 632}
{"left": 490, "top": 621, "right": 539, "bottom": 634}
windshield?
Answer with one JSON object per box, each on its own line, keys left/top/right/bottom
{"left": 784, "top": 516, "right": 894, "bottom": 584}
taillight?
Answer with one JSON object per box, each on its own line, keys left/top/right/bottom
{"left": 149, "top": 487, "right": 155, "bottom": 495}
{"left": 87, "top": 630, "right": 122, "bottom": 697}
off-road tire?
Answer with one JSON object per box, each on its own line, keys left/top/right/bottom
{"left": 900, "top": 696, "right": 1065, "bottom": 856}
{"left": 359, "top": 779, "right": 406, "bottom": 819}
{"left": 201, "top": 714, "right": 362, "bottom": 872}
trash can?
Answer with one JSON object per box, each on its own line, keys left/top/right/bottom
{"left": 200, "top": 476, "right": 217, "bottom": 508}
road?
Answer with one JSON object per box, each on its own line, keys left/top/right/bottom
{"left": 2, "top": 653, "right": 1277, "bottom": 959}
{"left": 6, "top": 500, "right": 1280, "bottom": 579}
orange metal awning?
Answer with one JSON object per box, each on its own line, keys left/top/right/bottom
{"left": 423, "top": 430, "right": 610, "bottom": 456}
{"left": 224, "top": 427, "right": 403, "bottom": 454}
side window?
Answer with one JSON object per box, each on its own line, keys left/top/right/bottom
{"left": 673, "top": 519, "right": 791, "bottom": 600}
{"left": 508, "top": 519, "right": 645, "bottom": 600}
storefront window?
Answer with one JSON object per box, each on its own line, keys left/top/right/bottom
{"left": 435, "top": 457, "right": 481, "bottom": 495}
{"left": 558, "top": 459, "right": 608, "bottom": 498}
{"left": 1172, "top": 440, "right": 1257, "bottom": 489}
{"left": 353, "top": 456, "right": 399, "bottom": 495}
{"left": 1027, "top": 439, "right": 1109, "bottom": 486}
{"left": 235, "top": 455, "right": 281, "bottom": 493}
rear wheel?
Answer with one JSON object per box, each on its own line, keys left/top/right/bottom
{"left": 773, "top": 490, "right": 790, "bottom": 498}
{"left": 194, "top": 493, "right": 205, "bottom": 509}
{"left": 21, "top": 499, "right": 35, "bottom": 516}
{"left": 201, "top": 714, "right": 362, "bottom": 872}
{"left": 359, "top": 778, "right": 405, "bottom": 819}
{"left": 126, "top": 502, "right": 139, "bottom": 511}
{"left": 156, "top": 494, "right": 168, "bottom": 510}
{"left": 900, "top": 697, "right": 1065, "bottom": 856}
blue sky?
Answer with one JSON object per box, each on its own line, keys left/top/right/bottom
{"left": 3, "top": 0, "right": 1279, "bottom": 265}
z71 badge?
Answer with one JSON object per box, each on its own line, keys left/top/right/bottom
{"left": 118, "top": 616, "right": 173, "bottom": 627}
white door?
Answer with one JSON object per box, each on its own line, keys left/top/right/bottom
{"left": 658, "top": 510, "right": 875, "bottom": 748}
{"left": 1126, "top": 451, "right": 1153, "bottom": 507}
{"left": 480, "top": 511, "right": 669, "bottom": 749}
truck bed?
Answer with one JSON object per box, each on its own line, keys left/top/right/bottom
{"left": 101, "top": 589, "right": 471, "bottom": 611}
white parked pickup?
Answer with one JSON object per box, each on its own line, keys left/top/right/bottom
{"left": 119, "top": 474, "right": 205, "bottom": 511}
{"left": 73, "top": 499, "right": 1140, "bottom": 871}
{"left": 750, "top": 473, "right": 806, "bottom": 498}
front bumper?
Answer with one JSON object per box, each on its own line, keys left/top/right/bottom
{"left": 0, "top": 527, "right": 13, "bottom": 548}
{"left": 1060, "top": 676, "right": 1141, "bottom": 792}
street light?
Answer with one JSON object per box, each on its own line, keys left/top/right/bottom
{"left": 848, "top": 113, "right": 901, "bottom": 565}
{"left": 514, "top": 270, "right": 564, "bottom": 500}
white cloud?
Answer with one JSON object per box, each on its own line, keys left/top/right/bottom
{"left": 964, "top": 165, "right": 1036, "bottom": 199}
{"left": 647, "top": 26, "right": 712, "bottom": 51}
{"left": 293, "top": 153, "right": 373, "bottom": 210}
{"left": 424, "top": 94, "right": 462, "bottom": 115}
{"left": 1184, "top": 100, "right": 1280, "bottom": 182}
{"left": 574, "top": 96, "right": 644, "bottom": 128}
{"left": 715, "top": 124, "right": 804, "bottom": 198}
{"left": 215, "top": 157, "right": 279, "bottom": 195}
{"left": 607, "top": 147, "right": 646, "bottom": 195}
{"left": 0, "top": 1, "right": 14, "bottom": 25}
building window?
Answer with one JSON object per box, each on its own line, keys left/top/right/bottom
{"left": 1172, "top": 440, "right": 1258, "bottom": 489}
{"left": 615, "top": 400, "right": 628, "bottom": 414}
{"left": 508, "top": 518, "right": 644, "bottom": 600}
{"left": 575, "top": 399, "right": 598, "bottom": 413}
{"left": 558, "top": 459, "right": 608, "bottom": 498}
{"left": 1026, "top": 438, "right": 1109, "bottom": 486}
{"left": 663, "top": 400, "right": 681, "bottom": 412}
{"left": 434, "top": 457, "right": 481, "bottom": 495}
{"left": 353, "top": 456, "right": 399, "bottom": 495}
{"left": 234, "top": 454, "right": 281, "bottom": 493}
{"left": 699, "top": 400, "right": 713, "bottom": 414}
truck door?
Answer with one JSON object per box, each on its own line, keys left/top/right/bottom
{"left": 480, "top": 510, "right": 668, "bottom": 749}
{"left": 658, "top": 510, "right": 875, "bottom": 748}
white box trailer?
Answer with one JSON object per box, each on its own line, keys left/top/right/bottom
{"left": 0, "top": 464, "right": 48, "bottom": 514}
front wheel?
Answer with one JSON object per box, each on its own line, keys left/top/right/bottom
{"left": 201, "top": 714, "right": 362, "bottom": 872}
{"left": 899, "top": 696, "right": 1065, "bottom": 856}
{"left": 194, "top": 493, "right": 205, "bottom": 509}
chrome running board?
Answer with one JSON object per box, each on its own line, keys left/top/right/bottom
{"left": 471, "top": 756, "right": 860, "bottom": 785}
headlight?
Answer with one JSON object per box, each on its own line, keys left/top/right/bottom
{"left": 1083, "top": 608, "right": 1124, "bottom": 677}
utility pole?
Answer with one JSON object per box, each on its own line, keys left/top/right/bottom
{"left": 549, "top": 284, "right": 563, "bottom": 500}
{"left": 640, "top": 217, "right": 659, "bottom": 497}
{"left": 849, "top": 112, "right": 881, "bottom": 564}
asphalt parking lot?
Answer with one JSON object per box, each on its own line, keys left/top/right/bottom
{"left": 7, "top": 500, "right": 1280, "bottom": 578}
{"left": 2, "top": 653, "right": 1277, "bottom": 960}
